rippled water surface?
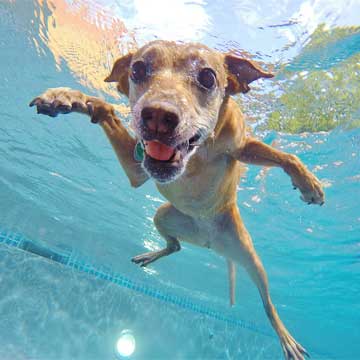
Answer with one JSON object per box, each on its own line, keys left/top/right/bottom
{"left": 0, "top": 1, "right": 359, "bottom": 359}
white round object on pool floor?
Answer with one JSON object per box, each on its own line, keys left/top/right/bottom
{"left": 115, "top": 330, "right": 136, "bottom": 358}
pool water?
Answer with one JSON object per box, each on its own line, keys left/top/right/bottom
{"left": 0, "top": 1, "right": 359, "bottom": 359}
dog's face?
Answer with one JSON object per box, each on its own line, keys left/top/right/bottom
{"left": 105, "top": 40, "right": 273, "bottom": 183}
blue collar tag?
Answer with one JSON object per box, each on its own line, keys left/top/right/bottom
{"left": 134, "top": 141, "right": 144, "bottom": 162}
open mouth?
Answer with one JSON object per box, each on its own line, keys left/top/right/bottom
{"left": 143, "top": 132, "right": 202, "bottom": 163}
{"left": 141, "top": 132, "right": 202, "bottom": 183}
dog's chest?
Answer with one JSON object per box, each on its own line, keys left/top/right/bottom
{"left": 156, "top": 151, "right": 236, "bottom": 217}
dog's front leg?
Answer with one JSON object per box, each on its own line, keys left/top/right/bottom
{"left": 233, "top": 137, "right": 325, "bottom": 205}
{"left": 30, "top": 87, "right": 148, "bottom": 187}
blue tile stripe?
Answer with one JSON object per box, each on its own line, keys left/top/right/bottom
{"left": 0, "top": 226, "right": 274, "bottom": 338}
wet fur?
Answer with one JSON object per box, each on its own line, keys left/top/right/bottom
{"left": 30, "top": 40, "right": 325, "bottom": 360}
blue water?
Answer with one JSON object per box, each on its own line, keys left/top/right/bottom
{"left": 0, "top": 1, "right": 359, "bottom": 359}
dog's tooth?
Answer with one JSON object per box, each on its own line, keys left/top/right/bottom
{"left": 174, "top": 151, "right": 181, "bottom": 161}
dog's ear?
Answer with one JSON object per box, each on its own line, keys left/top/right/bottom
{"left": 225, "top": 54, "right": 274, "bottom": 95}
{"left": 104, "top": 53, "right": 133, "bottom": 96}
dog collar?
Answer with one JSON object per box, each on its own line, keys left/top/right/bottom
{"left": 134, "top": 141, "right": 144, "bottom": 162}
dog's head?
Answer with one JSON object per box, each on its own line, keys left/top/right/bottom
{"left": 105, "top": 40, "right": 273, "bottom": 183}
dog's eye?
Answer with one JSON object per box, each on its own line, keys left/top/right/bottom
{"left": 131, "top": 61, "right": 147, "bottom": 83}
{"left": 198, "top": 68, "right": 216, "bottom": 89}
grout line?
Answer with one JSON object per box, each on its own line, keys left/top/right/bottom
{"left": 0, "top": 226, "right": 335, "bottom": 358}
{"left": 0, "top": 226, "right": 275, "bottom": 339}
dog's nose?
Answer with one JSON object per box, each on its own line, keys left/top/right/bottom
{"left": 141, "top": 107, "right": 179, "bottom": 134}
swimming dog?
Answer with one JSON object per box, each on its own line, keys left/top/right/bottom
{"left": 30, "top": 40, "right": 324, "bottom": 359}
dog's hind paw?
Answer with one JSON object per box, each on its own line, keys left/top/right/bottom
{"left": 280, "top": 332, "right": 310, "bottom": 360}
{"left": 131, "top": 250, "right": 165, "bottom": 267}
{"left": 131, "top": 245, "right": 178, "bottom": 267}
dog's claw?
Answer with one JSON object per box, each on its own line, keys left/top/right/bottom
{"left": 281, "top": 332, "right": 309, "bottom": 360}
{"left": 86, "top": 102, "right": 94, "bottom": 116}
{"left": 294, "top": 176, "right": 324, "bottom": 206}
{"left": 132, "top": 249, "right": 170, "bottom": 267}
{"left": 298, "top": 182, "right": 324, "bottom": 206}
{"left": 29, "top": 97, "right": 41, "bottom": 107}
{"left": 131, "top": 256, "right": 152, "bottom": 267}
{"left": 286, "top": 156, "right": 325, "bottom": 206}
{"left": 30, "top": 88, "right": 117, "bottom": 127}
{"left": 29, "top": 87, "right": 90, "bottom": 120}
{"left": 132, "top": 255, "right": 156, "bottom": 267}
{"left": 131, "top": 253, "right": 153, "bottom": 267}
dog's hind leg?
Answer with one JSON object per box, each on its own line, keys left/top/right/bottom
{"left": 214, "top": 205, "right": 309, "bottom": 360}
{"left": 227, "top": 259, "right": 236, "bottom": 306}
{"left": 131, "top": 202, "right": 197, "bottom": 267}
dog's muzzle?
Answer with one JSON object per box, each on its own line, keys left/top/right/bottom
{"left": 132, "top": 102, "right": 203, "bottom": 183}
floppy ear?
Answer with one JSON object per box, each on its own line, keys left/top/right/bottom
{"left": 225, "top": 54, "right": 274, "bottom": 95}
{"left": 104, "top": 53, "right": 133, "bottom": 96}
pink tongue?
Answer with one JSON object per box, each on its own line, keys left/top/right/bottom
{"left": 144, "top": 141, "right": 175, "bottom": 161}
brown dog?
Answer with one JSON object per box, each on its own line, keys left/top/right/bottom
{"left": 30, "top": 40, "right": 324, "bottom": 360}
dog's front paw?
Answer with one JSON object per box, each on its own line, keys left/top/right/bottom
{"left": 293, "top": 170, "right": 325, "bottom": 205}
{"left": 85, "top": 98, "right": 116, "bottom": 124}
{"left": 29, "top": 87, "right": 89, "bottom": 117}
{"left": 285, "top": 155, "right": 325, "bottom": 206}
